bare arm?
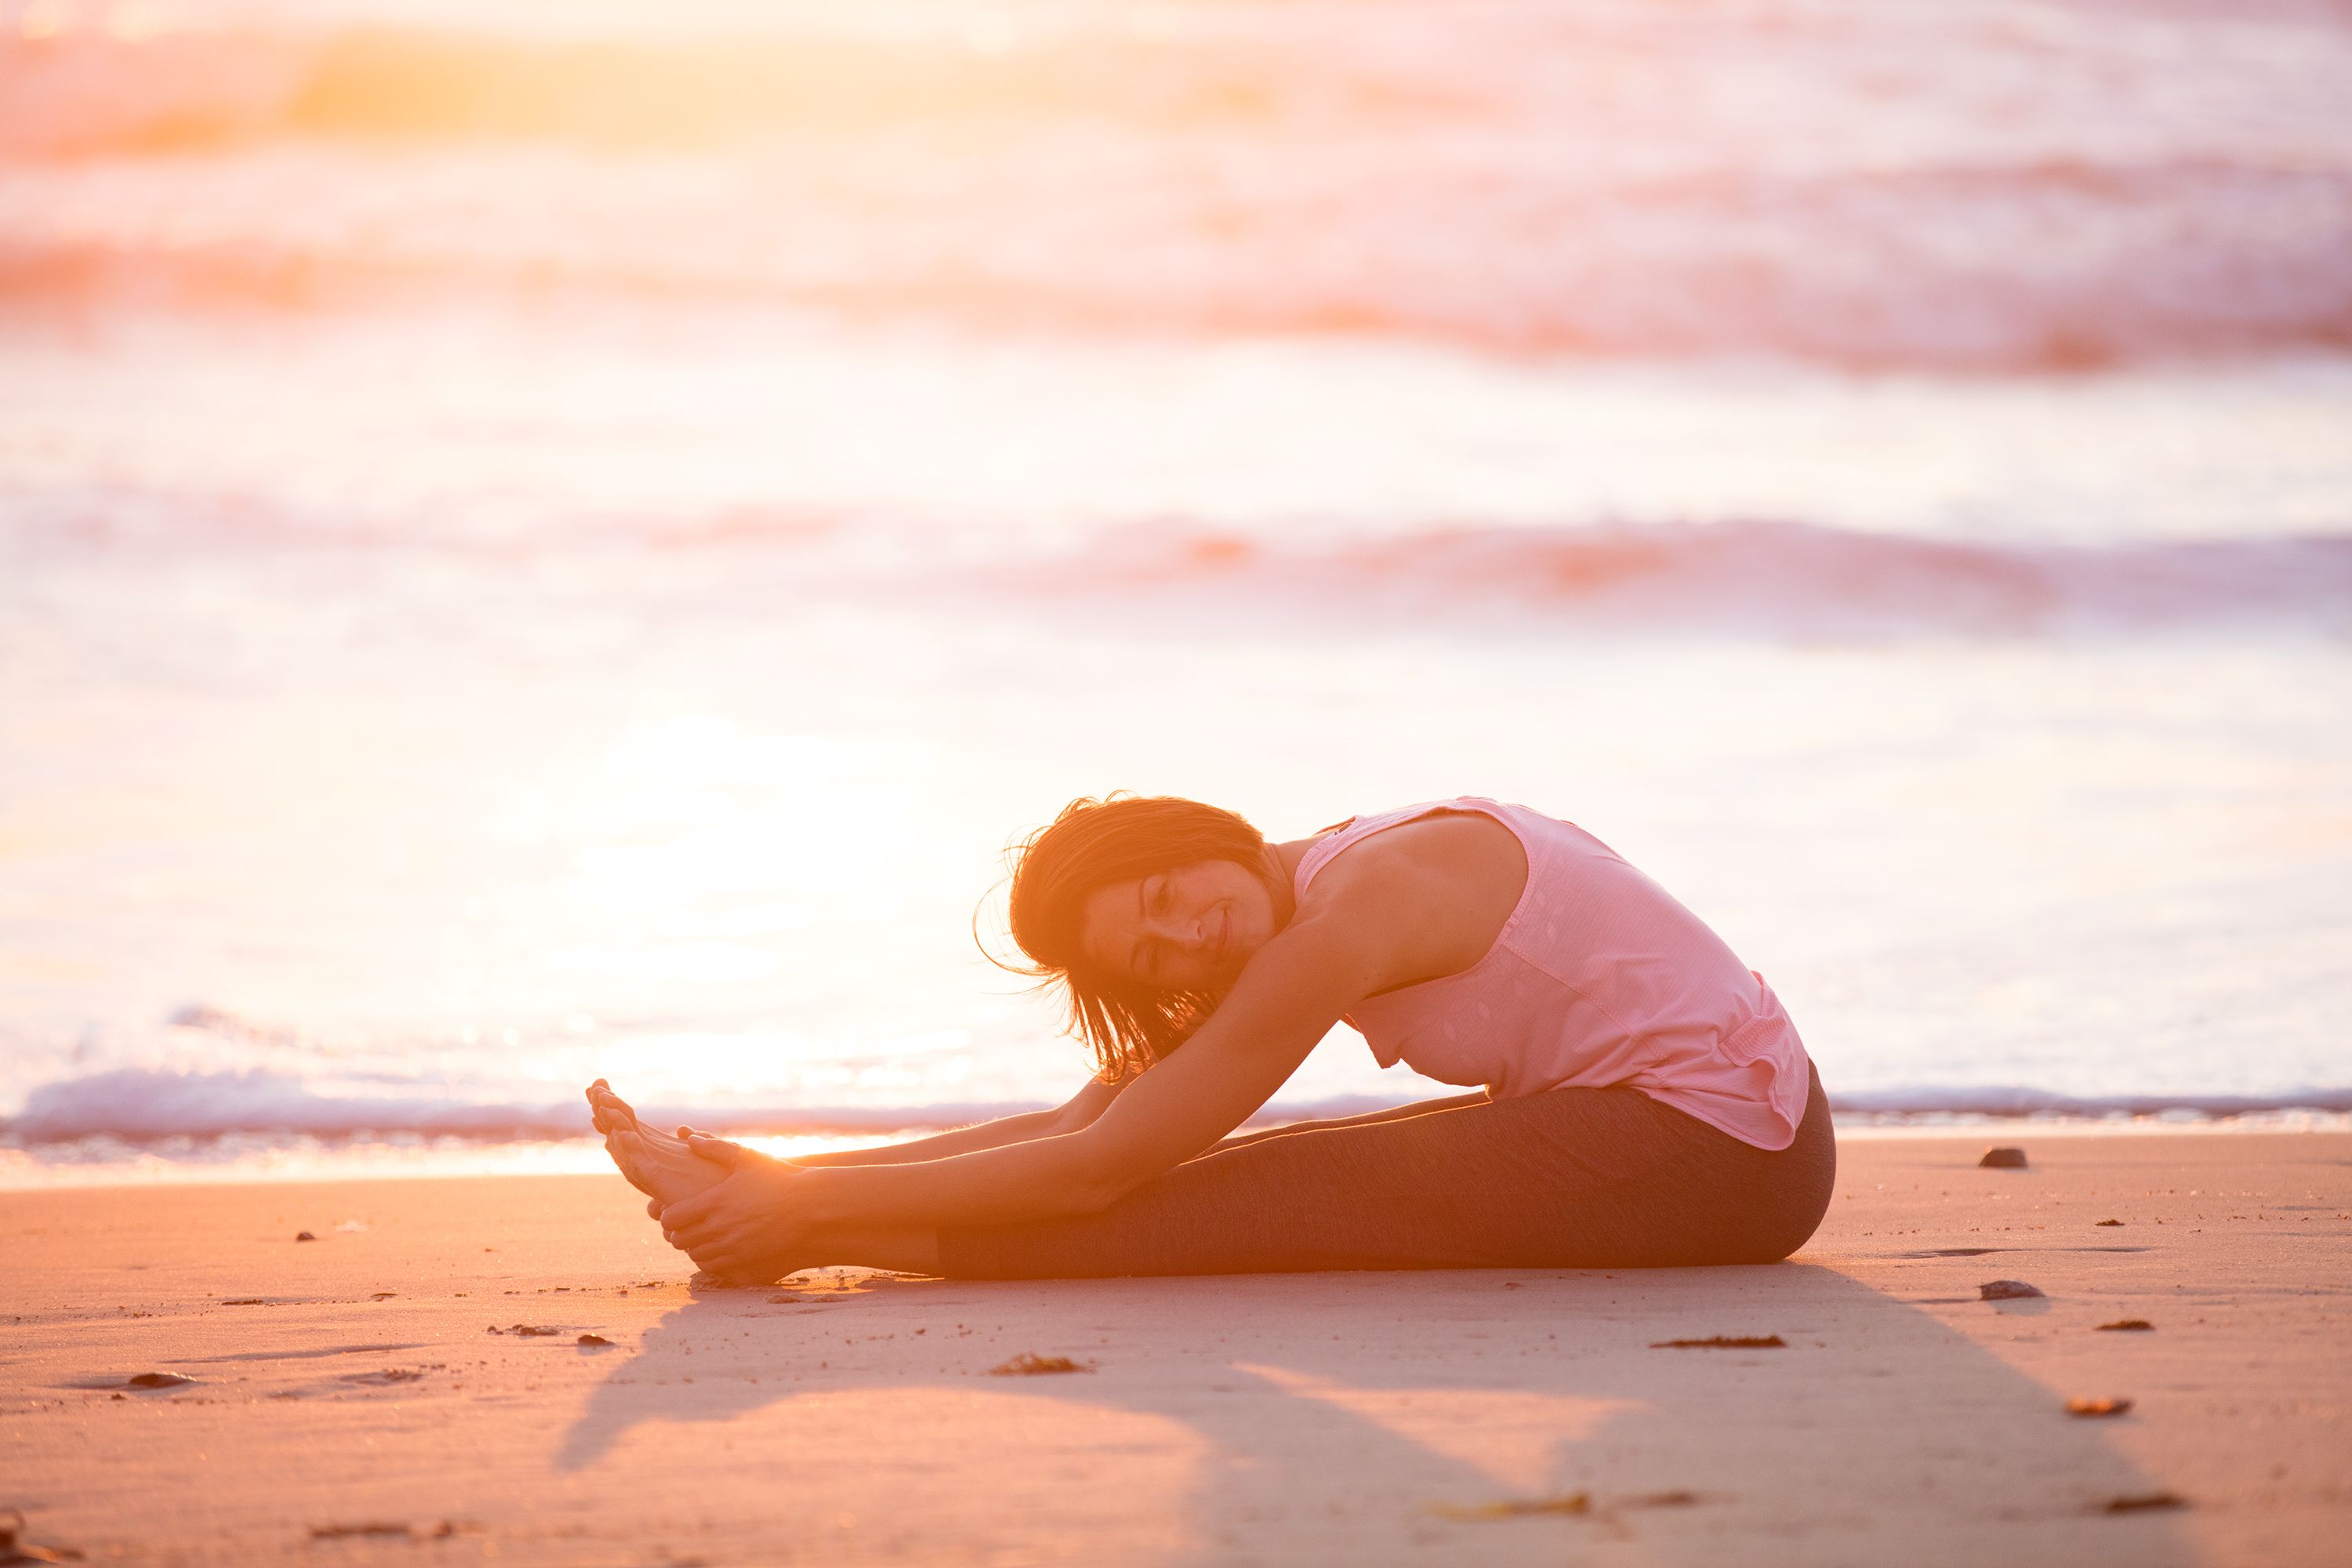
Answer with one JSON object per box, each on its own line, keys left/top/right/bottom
{"left": 768, "top": 913, "right": 1364, "bottom": 1231}
{"left": 659, "top": 823, "right": 1512, "bottom": 1273}
{"left": 658, "top": 927, "right": 1352, "bottom": 1266}
{"left": 786, "top": 1078, "right": 1124, "bottom": 1167}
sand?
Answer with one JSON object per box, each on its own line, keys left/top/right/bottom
{"left": 2, "top": 1131, "right": 2347, "bottom": 1566}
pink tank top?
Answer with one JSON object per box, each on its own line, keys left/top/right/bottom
{"left": 1294, "top": 797, "right": 1812, "bottom": 1151}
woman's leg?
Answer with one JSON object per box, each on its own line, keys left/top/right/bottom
{"left": 752, "top": 1096, "right": 1494, "bottom": 1283}
{"left": 779, "top": 1221, "right": 944, "bottom": 1278}
{"left": 1206, "top": 1091, "right": 1493, "bottom": 1154}
{"left": 936, "top": 1065, "right": 1835, "bottom": 1279}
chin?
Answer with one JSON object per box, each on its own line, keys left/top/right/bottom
{"left": 1219, "top": 931, "right": 1269, "bottom": 984}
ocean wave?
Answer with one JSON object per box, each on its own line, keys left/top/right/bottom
{"left": 10, "top": 499, "right": 2348, "bottom": 638}
{"left": 5, "top": 5, "right": 2350, "bottom": 367}
{"left": 0, "top": 1069, "right": 1050, "bottom": 1143}
{"left": 962, "top": 521, "right": 2352, "bottom": 637}
{"left": 9, "top": 1068, "right": 2349, "bottom": 1145}
{"left": 0, "top": 1067, "right": 1406, "bottom": 1144}
{"left": 6, "top": 151, "right": 2343, "bottom": 368}
{"left": 1827, "top": 1086, "right": 2352, "bottom": 1120}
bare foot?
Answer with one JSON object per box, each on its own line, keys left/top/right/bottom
{"left": 607, "top": 1125, "right": 731, "bottom": 1209}
{"left": 586, "top": 1080, "right": 728, "bottom": 1209}
{"left": 586, "top": 1080, "right": 639, "bottom": 1135}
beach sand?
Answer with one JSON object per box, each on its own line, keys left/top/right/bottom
{"left": 2, "top": 1131, "right": 2347, "bottom": 1566}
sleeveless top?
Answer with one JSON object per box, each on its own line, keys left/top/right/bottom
{"left": 1294, "top": 797, "right": 1813, "bottom": 1152}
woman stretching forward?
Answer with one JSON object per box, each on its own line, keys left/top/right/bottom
{"left": 588, "top": 795, "right": 1835, "bottom": 1283}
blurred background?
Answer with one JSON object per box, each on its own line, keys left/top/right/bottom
{"left": 3, "top": 0, "right": 2349, "bottom": 1182}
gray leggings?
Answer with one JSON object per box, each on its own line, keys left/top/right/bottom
{"left": 936, "top": 1062, "right": 1835, "bottom": 1279}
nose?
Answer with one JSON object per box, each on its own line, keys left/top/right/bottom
{"left": 1149, "top": 906, "right": 1210, "bottom": 953}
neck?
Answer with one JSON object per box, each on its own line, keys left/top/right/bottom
{"left": 1264, "top": 840, "right": 1306, "bottom": 931}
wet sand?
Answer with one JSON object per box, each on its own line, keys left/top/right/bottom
{"left": 2, "top": 1131, "right": 2347, "bottom": 1566}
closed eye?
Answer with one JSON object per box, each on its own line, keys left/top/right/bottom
{"left": 1131, "top": 877, "right": 1177, "bottom": 981}
{"left": 1131, "top": 880, "right": 1154, "bottom": 979}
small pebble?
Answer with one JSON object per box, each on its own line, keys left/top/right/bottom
{"left": 2067, "top": 1396, "right": 2133, "bottom": 1417}
{"left": 1979, "top": 1279, "right": 2045, "bottom": 1301}
{"left": 1650, "top": 1334, "right": 1786, "bottom": 1349}
{"left": 295, "top": 1231, "right": 317, "bottom": 1242}
{"left": 988, "top": 1352, "right": 1092, "bottom": 1376}
{"left": 2096, "top": 1319, "right": 2154, "bottom": 1332}
{"left": 577, "top": 1334, "right": 613, "bottom": 1346}
{"left": 123, "top": 1371, "right": 196, "bottom": 1389}
{"left": 308, "top": 1523, "right": 412, "bottom": 1541}
{"left": 1978, "top": 1147, "right": 2028, "bottom": 1169}
{"left": 2096, "top": 1218, "right": 2123, "bottom": 1225}
{"left": 1429, "top": 1494, "right": 1589, "bottom": 1521}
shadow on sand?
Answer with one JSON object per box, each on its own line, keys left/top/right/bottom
{"left": 554, "top": 1261, "right": 2193, "bottom": 1566}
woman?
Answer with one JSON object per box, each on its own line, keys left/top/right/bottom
{"left": 587, "top": 794, "right": 1835, "bottom": 1283}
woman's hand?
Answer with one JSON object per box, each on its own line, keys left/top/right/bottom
{"left": 655, "top": 1138, "right": 818, "bottom": 1283}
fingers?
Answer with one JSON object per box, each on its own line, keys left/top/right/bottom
{"left": 664, "top": 1229, "right": 729, "bottom": 1275}
{"left": 684, "top": 1132, "right": 746, "bottom": 1167}
{"left": 660, "top": 1187, "right": 718, "bottom": 1233}
{"left": 666, "top": 1202, "right": 753, "bottom": 1259}
{"left": 646, "top": 1196, "right": 663, "bottom": 1221}
{"left": 665, "top": 1210, "right": 724, "bottom": 1254}
{"left": 684, "top": 1239, "right": 768, "bottom": 1282}
{"left": 662, "top": 1221, "right": 768, "bottom": 1283}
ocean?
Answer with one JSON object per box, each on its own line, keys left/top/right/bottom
{"left": 3, "top": 0, "right": 2350, "bottom": 1182}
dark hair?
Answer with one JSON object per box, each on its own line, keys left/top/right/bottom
{"left": 1000, "top": 793, "right": 1270, "bottom": 1080}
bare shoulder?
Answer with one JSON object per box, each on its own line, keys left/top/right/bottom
{"left": 1289, "top": 811, "right": 1528, "bottom": 987}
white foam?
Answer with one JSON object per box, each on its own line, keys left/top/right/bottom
{"left": 11, "top": 1068, "right": 2351, "bottom": 1149}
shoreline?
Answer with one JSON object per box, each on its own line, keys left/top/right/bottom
{"left": 5, "top": 1110, "right": 2351, "bottom": 1192}
{"left": 3, "top": 1129, "right": 2347, "bottom": 1564}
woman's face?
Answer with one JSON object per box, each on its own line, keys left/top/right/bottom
{"left": 1078, "top": 857, "right": 1280, "bottom": 993}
